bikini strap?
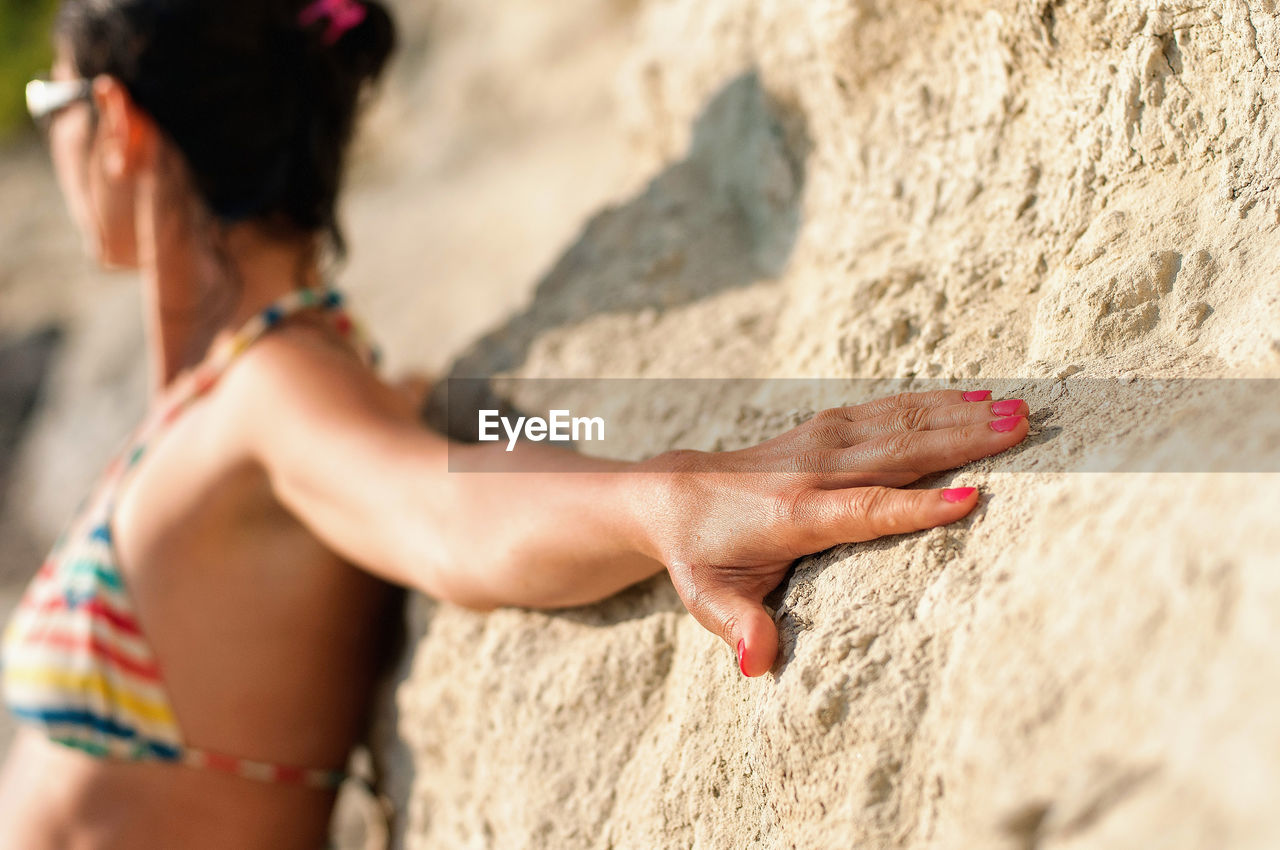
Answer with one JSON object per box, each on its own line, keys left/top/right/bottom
{"left": 182, "top": 745, "right": 349, "bottom": 789}
{"left": 106, "top": 285, "right": 380, "bottom": 490}
{"left": 201, "top": 286, "right": 380, "bottom": 384}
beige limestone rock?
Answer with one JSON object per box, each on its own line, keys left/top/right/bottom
{"left": 378, "top": 1, "right": 1280, "bottom": 848}
{"left": 3, "top": 0, "right": 1280, "bottom": 848}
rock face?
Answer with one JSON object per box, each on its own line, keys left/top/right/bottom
{"left": 375, "top": 1, "right": 1280, "bottom": 849}
{"left": 4, "top": 1, "right": 1280, "bottom": 848}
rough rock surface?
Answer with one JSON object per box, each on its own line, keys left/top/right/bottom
{"left": 378, "top": 2, "right": 1280, "bottom": 849}
{"left": 3, "top": 1, "right": 1280, "bottom": 849}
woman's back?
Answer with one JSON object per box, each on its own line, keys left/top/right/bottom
{"left": 0, "top": 303, "right": 402, "bottom": 850}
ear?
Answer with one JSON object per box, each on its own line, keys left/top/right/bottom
{"left": 91, "top": 76, "right": 156, "bottom": 179}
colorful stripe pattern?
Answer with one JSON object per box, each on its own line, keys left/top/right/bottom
{"left": 1, "top": 286, "right": 378, "bottom": 790}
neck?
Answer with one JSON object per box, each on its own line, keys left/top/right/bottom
{"left": 137, "top": 208, "right": 322, "bottom": 394}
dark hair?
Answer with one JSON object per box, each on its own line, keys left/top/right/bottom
{"left": 56, "top": 0, "right": 396, "bottom": 256}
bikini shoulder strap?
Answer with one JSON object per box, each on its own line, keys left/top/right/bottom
{"left": 203, "top": 286, "right": 380, "bottom": 382}
{"left": 107, "top": 286, "right": 380, "bottom": 485}
{"left": 183, "top": 285, "right": 379, "bottom": 405}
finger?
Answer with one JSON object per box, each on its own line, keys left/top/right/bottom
{"left": 793, "top": 485, "right": 981, "bottom": 551}
{"left": 824, "top": 398, "right": 1030, "bottom": 446}
{"left": 820, "top": 390, "right": 985, "bottom": 424}
{"left": 668, "top": 562, "right": 780, "bottom": 678}
{"left": 712, "top": 592, "right": 779, "bottom": 679}
{"left": 833, "top": 414, "right": 1029, "bottom": 486}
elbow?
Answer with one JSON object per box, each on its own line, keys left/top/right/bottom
{"left": 447, "top": 596, "right": 500, "bottom": 614}
{"left": 429, "top": 582, "right": 502, "bottom": 613}
{"left": 399, "top": 552, "right": 502, "bottom": 613}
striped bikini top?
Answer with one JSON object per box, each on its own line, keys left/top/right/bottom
{"left": 1, "top": 286, "right": 380, "bottom": 789}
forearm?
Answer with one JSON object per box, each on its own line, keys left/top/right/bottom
{"left": 415, "top": 441, "right": 669, "bottom": 610}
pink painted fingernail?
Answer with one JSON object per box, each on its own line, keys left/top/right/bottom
{"left": 963, "top": 391, "right": 992, "bottom": 402}
{"left": 990, "top": 415, "right": 1024, "bottom": 432}
{"left": 942, "top": 487, "right": 978, "bottom": 503}
{"left": 737, "top": 639, "right": 748, "bottom": 677}
{"left": 990, "top": 399, "right": 1024, "bottom": 416}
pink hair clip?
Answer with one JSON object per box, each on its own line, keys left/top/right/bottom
{"left": 298, "top": 0, "right": 367, "bottom": 46}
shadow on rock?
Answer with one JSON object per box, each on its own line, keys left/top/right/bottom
{"left": 0, "top": 327, "right": 62, "bottom": 511}
{"left": 0, "top": 326, "right": 63, "bottom": 585}
{"left": 424, "top": 68, "right": 811, "bottom": 441}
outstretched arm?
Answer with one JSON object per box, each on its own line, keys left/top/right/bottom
{"left": 222, "top": 325, "right": 1029, "bottom": 675}
{"left": 220, "top": 327, "right": 668, "bottom": 607}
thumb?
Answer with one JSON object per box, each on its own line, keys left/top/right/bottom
{"left": 667, "top": 562, "right": 782, "bottom": 678}
{"left": 709, "top": 591, "right": 780, "bottom": 678}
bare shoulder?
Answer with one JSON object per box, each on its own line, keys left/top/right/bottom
{"left": 198, "top": 318, "right": 449, "bottom": 590}
{"left": 220, "top": 319, "right": 391, "bottom": 404}
{"left": 210, "top": 320, "right": 421, "bottom": 462}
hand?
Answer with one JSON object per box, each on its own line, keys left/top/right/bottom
{"left": 637, "top": 390, "right": 1029, "bottom": 677}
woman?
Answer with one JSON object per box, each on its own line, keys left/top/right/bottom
{"left": 0, "top": 0, "right": 1030, "bottom": 847}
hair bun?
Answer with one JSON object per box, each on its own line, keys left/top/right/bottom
{"left": 58, "top": 0, "right": 400, "bottom": 256}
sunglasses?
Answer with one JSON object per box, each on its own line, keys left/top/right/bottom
{"left": 25, "top": 76, "right": 94, "bottom": 130}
